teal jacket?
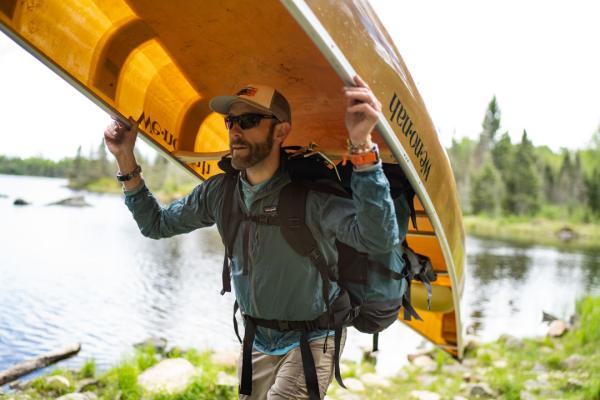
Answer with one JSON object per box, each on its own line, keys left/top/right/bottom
{"left": 124, "top": 162, "right": 401, "bottom": 354}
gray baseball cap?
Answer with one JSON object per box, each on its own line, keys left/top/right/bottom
{"left": 209, "top": 84, "right": 291, "bottom": 123}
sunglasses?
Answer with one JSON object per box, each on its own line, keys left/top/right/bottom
{"left": 224, "top": 113, "right": 278, "bottom": 130}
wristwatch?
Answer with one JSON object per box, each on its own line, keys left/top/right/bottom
{"left": 342, "top": 144, "right": 380, "bottom": 167}
{"left": 116, "top": 165, "right": 142, "bottom": 181}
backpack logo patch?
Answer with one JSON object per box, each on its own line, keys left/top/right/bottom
{"left": 263, "top": 205, "right": 277, "bottom": 215}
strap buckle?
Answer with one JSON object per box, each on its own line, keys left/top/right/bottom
{"left": 308, "top": 248, "right": 321, "bottom": 262}
{"left": 277, "top": 320, "right": 290, "bottom": 331}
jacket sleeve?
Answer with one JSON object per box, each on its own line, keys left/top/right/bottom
{"left": 124, "top": 174, "right": 224, "bottom": 239}
{"left": 309, "top": 164, "right": 399, "bottom": 253}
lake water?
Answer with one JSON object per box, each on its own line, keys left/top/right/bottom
{"left": 1, "top": 174, "right": 599, "bottom": 380}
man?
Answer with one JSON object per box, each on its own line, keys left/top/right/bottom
{"left": 104, "top": 75, "right": 399, "bottom": 399}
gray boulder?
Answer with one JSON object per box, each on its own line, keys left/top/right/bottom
{"left": 409, "top": 390, "right": 440, "bottom": 400}
{"left": 56, "top": 393, "right": 97, "bottom": 400}
{"left": 48, "top": 196, "right": 91, "bottom": 207}
{"left": 137, "top": 358, "right": 197, "bottom": 394}
{"left": 134, "top": 337, "right": 168, "bottom": 353}
{"left": 547, "top": 320, "right": 568, "bottom": 337}
{"left": 45, "top": 375, "right": 71, "bottom": 391}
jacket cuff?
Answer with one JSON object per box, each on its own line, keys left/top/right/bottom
{"left": 123, "top": 181, "right": 147, "bottom": 197}
{"left": 353, "top": 160, "right": 382, "bottom": 173}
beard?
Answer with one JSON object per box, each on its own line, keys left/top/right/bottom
{"left": 230, "top": 126, "right": 275, "bottom": 170}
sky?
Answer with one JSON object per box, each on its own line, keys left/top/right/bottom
{"left": 1, "top": 0, "right": 599, "bottom": 161}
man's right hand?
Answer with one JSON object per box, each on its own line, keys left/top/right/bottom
{"left": 104, "top": 117, "right": 138, "bottom": 158}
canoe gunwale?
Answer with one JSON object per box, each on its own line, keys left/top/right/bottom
{"left": 280, "top": 0, "right": 463, "bottom": 358}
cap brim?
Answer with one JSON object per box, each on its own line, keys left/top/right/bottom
{"left": 209, "top": 96, "right": 273, "bottom": 116}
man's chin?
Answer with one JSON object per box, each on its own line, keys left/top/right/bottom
{"left": 231, "top": 155, "right": 250, "bottom": 170}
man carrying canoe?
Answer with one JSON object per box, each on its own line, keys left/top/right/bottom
{"left": 104, "top": 75, "right": 400, "bottom": 399}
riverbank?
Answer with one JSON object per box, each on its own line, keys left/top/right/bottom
{"left": 464, "top": 215, "right": 600, "bottom": 250}
{"left": 73, "top": 178, "right": 197, "bottom": 203}
{"left": 3, "top": 296, "right": 598, "bottom": 400}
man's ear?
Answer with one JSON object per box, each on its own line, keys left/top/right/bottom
{"left": 274, "top": 122, "right": 291, "bottom": 144}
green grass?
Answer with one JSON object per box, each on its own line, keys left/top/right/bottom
{"left": 10, "top": 295, "right": 600, "bottom": 400}
{"left": 464, "top": 214, "right": 600, "bottom": 250}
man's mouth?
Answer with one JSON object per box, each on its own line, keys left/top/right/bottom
{"left": 232, "top": 144, "right": 248, "bottom": 151}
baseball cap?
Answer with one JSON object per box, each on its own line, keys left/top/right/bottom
{"left": 209, "top": 84, "right": 291, "bottom": 124}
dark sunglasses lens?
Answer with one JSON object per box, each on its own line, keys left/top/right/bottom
{"left": 225, "top": 113, "right": 267, "bottom": 130}
{"left": 238, "top": 114, "right": 262, "bottom": 129}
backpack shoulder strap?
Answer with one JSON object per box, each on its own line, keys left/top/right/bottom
{"left": 278, "top": 182, "right": 332, "bottom": 312}
{"left": 219, "top": 173, "right": 243, "bottom": 294}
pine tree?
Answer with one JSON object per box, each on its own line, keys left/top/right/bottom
{"left": 491, "top": 132, "right": 512, "bottom": 178}
{"left": 503, "top": 131, "right": 541, "bottom": 215}
{"left": 473, "top": 96, "right": 502, "bottom": 168}
{"left": 448, "top": 137, "right": 476, "bottom": 213}
{"left": 586, "top": 168, "right": 600, "bottom": 215}
{"left": 471, "top": 157, "right": 503, "bottom": 215}
{"left": 482, "top": 96, "right": 501, "bottom": 142}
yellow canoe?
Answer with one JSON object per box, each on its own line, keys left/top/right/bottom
{"left": 0, "top": 0, "right": 465, "bottom": 358}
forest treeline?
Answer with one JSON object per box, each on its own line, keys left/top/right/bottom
{"left": 2, "top": 98, "right": 600, "bottom": 220}
{"left": 0, "top": 141, "right": 195, "bottom": 196}
{"left": 448, "top": 97, "right": 600, "bottom": 221}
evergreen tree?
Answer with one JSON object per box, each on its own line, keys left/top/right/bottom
{"left": 471, "top": 157, "right": 503, "bottom": 215}
{"left": 503, "top": 131, "right": 541, "bottom": 215}
{"left": 491, "top": 132, "right": 512, "bottom": 178}
{"left": 482, "top": 96, "right": 501, "bottom": 141}
{"left": 474, "top": 96, "right": 501, "bottom": 168}
{"left": 448, "top": 137, "right": 476, "bottom": 213}
{"left": 556, "top": 150, "right": 572, "bottom": 205}
{"left": 97, "top": 139, "right": 111, "bottom": 177}
{"left": 586, "top": 167, "right": 600, "bottom": 215}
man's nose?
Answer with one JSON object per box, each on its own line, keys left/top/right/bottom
{"left": 229, "top": 125, "right": 243, "bottom": 140}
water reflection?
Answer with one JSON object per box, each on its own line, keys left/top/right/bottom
{"left": 463, "top": 237, "right": 600, "bottom": 341}
{"left": 1, "top": 175, "right": 599, "bottom": 379}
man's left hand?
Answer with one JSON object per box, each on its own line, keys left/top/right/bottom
{"left": 343, "top": 75, "right": 381, "bottom": 146}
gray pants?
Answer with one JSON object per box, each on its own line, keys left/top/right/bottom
{"left": 238, "top": 329, "right": 347, "bottom": 400}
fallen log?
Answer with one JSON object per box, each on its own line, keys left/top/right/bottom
{"left": 0, "top": 343, "right": 81, "bottom": 386}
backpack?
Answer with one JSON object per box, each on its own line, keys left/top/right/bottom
{"left": 217, "top": 147, "right": 437, "bottom": 400}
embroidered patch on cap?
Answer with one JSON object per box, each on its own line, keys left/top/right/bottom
{"left": 237, "top": 86, "right": 257, "bottom": 97}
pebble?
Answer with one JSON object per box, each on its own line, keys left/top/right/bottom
{"left": 498, "top": 334, "right": 523, "bottom": 349}
{"left": 416, "top": 374, "right": 437, "bottom": 387}
{"left": 411, "top": 355, "right": 437, "bottom": 372}
{"left": 442, "top": 363, "right": 467, "bottom": 375}
{"left": 75, "top": 378, "right": 98, "bottom": 393}
{"left": 360, "top": 373, "right": 390, "bottom": 387}
{"left": 532, "top": 362, "right": 546, "bottom": 372}
{"left": 564, "top": 378, "right": 584, "bottom": 390}
{"left": 467, "top": 383, "right": 497, "bottom": 398}
{"left": 519, "top": 390, "right": 535, "bottom": 400}
{"left": 409, "top": 390, "right": 440, "bottom": 400}
{"left": 216, "top": 371, "right": 237, "bottom": 387}
{"left": 547, "top": 320, "right": 568, "bottom": 337}
{"left": 463, "top": 334, "right": 481, "bottom": 353}
{"left": 407, "top": 348, "right": 435, "bottom": 362}
{"left": 561, "top": 354, "right": 584, "bottom": 370}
